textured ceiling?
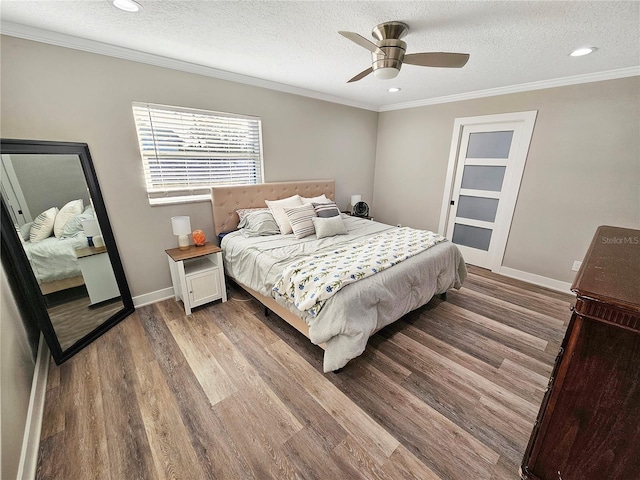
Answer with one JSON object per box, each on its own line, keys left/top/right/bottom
{"left": 1, "top": 1, "right": 639, "bottom": 110}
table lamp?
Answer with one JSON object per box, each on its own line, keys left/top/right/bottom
{"left": 171, "top": 216, "right": 191, "bottom": 250}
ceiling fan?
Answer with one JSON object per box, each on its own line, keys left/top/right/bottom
{"left": 339, "top": 21, "right": 470, "bottom": 82}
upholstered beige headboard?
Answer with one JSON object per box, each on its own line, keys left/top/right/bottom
{"left": 211, "top": 180, "right": 335, "bottom": 236}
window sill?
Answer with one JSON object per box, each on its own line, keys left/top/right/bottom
{"left": 148, "top": 194, "right": 211, "bottom": 206}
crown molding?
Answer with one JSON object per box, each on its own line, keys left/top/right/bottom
{"left": 379, "top": 66, "right": 640, "bottom": 112}
{"left": 2, "top": 22, "right": 638, "bottom": 114}
{"left": 0, "top": 22, "right": 379, "bottom": 112}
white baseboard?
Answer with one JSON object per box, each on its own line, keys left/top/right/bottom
{"left": 132, "top": 287, "right": 175, "bottom": 308}
{"left": 498, "top": 266, "right": 573, "bottom": 295}
{"left": 17, "top": 335, "right": 50, "bottom": 480}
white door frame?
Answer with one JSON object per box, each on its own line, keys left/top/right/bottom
{"left": 438, "top": 111, "right": 538, "bottom": 272}
{"left": 1, "top": 154, "right": 33, "bottom": 225}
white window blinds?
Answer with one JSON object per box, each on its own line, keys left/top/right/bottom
{"left": 132, "top": 102, "right": 263, "bottom": 205}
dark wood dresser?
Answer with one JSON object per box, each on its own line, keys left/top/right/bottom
{"left": 521, "top": 225, "right": 640, "bottom": 480}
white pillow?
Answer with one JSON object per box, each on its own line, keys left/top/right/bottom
{"left": 285, "top": 204, "right": 317, "bottom": 239}
{"left": 54, "top": 199, "right": 84, "bottom": 237}
{"left": 300, "top": 194, "right": 329, "bottom": 205}
{"left": 30, "top": 207, "right": 59, "bottom": 243}
{"left": 312, "top": 215, "right": 347, "bottom": 239}
{"left": 265, "top": 195, "right": 303, "bottom": 234}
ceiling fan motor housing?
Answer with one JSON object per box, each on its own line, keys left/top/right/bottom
{"left": 371, "top": 22, "right": 409, "bottom": 75}
{"left": 371, "top": 39, "right": 406, "bottom": 73}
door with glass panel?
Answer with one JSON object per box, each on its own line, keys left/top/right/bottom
{"left": 441, "top": 112, "right": 537, "bottom": 271}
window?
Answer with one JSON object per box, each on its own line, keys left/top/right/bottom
{"left": 132, "top": 102, "right": 263, "bottom": 205}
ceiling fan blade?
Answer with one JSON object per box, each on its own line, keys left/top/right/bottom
{"left": 347, "top": 67, "right": 373, "bottom": 83}
{"left": 339, "top": 31, "right": 386, "bottom": 57}
{"left": 403, "top": 52, "right": 470, "bottom": 68}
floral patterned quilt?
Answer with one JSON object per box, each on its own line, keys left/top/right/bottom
{"left": 272, "top": 228, "right": 446, "bottom": 316}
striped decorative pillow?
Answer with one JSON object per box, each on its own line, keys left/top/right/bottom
{"left": 312, "top": 201, "right": 341, "bottom": 218}
{"left": 30, "top": 207, "right": 59, "bottom": 243}
{"left": 285, "top": 204, "right": 317, "bottom": 239}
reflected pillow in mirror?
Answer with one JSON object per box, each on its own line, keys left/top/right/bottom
{"left": 60, "top": 210, "right": 95, "bottom": 238}
{"left": 238, "top": 210, "right": 280, "bottom": 237}
{"left": 19, "top": 222, "right": 33, "bottom": 241}
{"left": 54, "top": 199, "right": 84, "bottom": 238}
{"left": 14, "top": 225, "right": 25, "bottom": 244}
{"left": 312, "top": 216, "right": 347, "bottom": 239}
{"left": 30, "top": 207, "right": 59, "bottom": 243}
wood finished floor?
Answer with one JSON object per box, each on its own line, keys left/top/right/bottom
{"left": 37, "top": 266, "right": 572, "bottom": 480}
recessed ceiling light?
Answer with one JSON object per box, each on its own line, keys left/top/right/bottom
{"left": 388, "top": 87, "right": 401, "bottom": 93}
{"left": 112, "top": 0, "right": 142, "bottom": 12}
{"left": 570, "top": 47, "right": 597, "bottom": 57}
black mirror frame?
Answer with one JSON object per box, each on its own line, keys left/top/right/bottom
{"left": 0, "top": 139, "right": 134, "bottom": 364}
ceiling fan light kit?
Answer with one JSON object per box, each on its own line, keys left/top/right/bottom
{"left": 373, "top": 67, "right": 400, "bottom": 80}
{"left": 340, "top": 21, "right": 469, "bottom": 83}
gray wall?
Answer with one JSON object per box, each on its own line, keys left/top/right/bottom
{"left": 9, "top": 154, "right": 90, "bottom": 219}
{"left": 0, "top": 36, "right": 379, "bottom": 297}
{"left": 373, "top": 76, "right": 640, "bottom": 283}
{"left": 2, "top": 35, "right": 637, "bottom": 292}
{"left": 0, "top": 265, "right": 37, "bottom": 479}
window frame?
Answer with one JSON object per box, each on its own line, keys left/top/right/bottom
{"left": 132, "top": 102, "right": 264, "bottom": 206}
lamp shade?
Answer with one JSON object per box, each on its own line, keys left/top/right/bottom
{"left": 81, "top": 219, "right": 101, "bottom": 237}
{"left": 171, "top": 216, "right": 191, "bottom": 235}
{"left": 350, "top": 194, "right": 362, "bottom": 206}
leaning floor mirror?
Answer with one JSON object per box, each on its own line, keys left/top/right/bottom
{"left": 1, "top": 139, "right": 134, "bottom": 364}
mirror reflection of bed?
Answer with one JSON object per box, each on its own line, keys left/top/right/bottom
{"left": 1, "top": 152, "right": 124, "bottom": 350}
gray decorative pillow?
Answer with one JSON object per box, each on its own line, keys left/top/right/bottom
{"left": 285, "top": 204, "right": 317, "bottom": 239}
{"left": 312, "top": 215, "right": 347, "bottom": 239}
{"left": 312, "top": 201, "right": 341, "bottom": 218}
{"left": 239, "top": 210, "right": 280, "bottom": 237}
{"left": 236, "top": 207, "right": 269, "bottom": 222}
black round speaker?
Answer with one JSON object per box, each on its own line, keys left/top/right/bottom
{"left": 352, "top": 201, "right": 370, "bottom": 217}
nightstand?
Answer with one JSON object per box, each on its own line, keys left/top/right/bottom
{"left": 165, "top": 242, "right": 227, "bottom": 315}
{"left": 75, "top": 245, "right": 120, "bottom": 305}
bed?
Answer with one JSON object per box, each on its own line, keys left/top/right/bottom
{"left": 212, "top": 180, "right": 467, "bottom": 372}
{"left": 22, "top": 233, "right": 89, "bottom": 295}
{"left": 18, "top": 201, "right": 95, "bottom": 295}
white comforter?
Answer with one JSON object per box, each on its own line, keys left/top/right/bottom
{"left": 222, "top": 215, "right": 467, "bottom": 372}
{"left": 22, "top": 234, "right": 89, "bottom": 284}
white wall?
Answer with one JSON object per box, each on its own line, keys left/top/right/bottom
{"left": 373, "top": 76, "right": 640, "bottom": 283}
{"left": 0, "top": 35, "right": 379, "bottom": 298}
{"left": 0, "top": 265, "right": 36, "bottom": 480}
